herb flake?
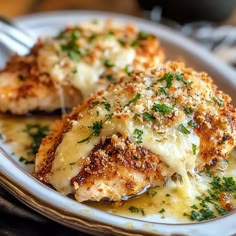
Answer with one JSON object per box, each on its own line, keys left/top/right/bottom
{"left": 152, "top": 103, "right": 173, "bottom": 116}
{"left": 143, "top": 112, "right": 155, "bottom": 122}
{"left": 24, "top": 124, "right": 50, "bottom": 155}
{"left": 133, "top": 129, "right": 143, "bottom": 144}
{"left": 177, "top": 124, "right": 190, "bottom": 134}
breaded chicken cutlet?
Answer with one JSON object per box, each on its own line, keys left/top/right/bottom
{"left": 0, "top": 19, "right": 164, "bottom": 114}
{"left": 35, "top": 61, "right": 236, "bottom": 203}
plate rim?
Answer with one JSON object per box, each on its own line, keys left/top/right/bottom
{"left": 0, "top": 10, "right": 235, "bottom": 236}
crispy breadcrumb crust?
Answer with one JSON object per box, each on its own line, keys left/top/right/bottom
{"left": 0, "top": 41, "right": 82, "bottom": 114}
{"left": 35, "top": 61, "right": 236, "bottom": 202}
{"left": 0, "top": 19, "right": 164, "bottom": 114}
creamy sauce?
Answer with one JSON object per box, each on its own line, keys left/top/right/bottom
{"left": 0, "top": 114, "right": 57, "bottom": 171}
{"left": 88, "top": 183, "right": 194, "bottom": 221}
{"left": 87, "top": 165, "right": 236, "bottom": 221}
{"left": 0, "top": 113, "right": 235, "bottom": 222}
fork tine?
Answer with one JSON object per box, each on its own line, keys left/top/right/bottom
{"left": 0, "top": 21, "right": 35, "bottom": 48}
{"left": 0, "top": 32, "right": 30, "bottom": 55}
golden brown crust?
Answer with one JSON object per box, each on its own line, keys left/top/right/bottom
{"left": 71, "top": 133, "right": 167, "bottom": 186}
{"left": 0, "top": 41, "right": 82, "bottom": 114}
{"left": 0, "top": 20, "right": 164, "bottom": 114}
{"left": 35, "top": 61, "right": 236, "bottom": 202}
{"left": 35, "top": 97, "right": 91, "bottom": 180}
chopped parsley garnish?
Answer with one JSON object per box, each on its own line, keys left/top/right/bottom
{"left": 191, "top": 206, "right": 215, "bottom": 221}
{"left": 104, "top": 59, "right": 114, "bottom": 67}
{"left": 143, "top": 112, "right": 155, "bottom": 122}
{"left": 152, "top": 103, "right": 174, "bottom": 116}
{"left": 149, "top": 190, "right": 157, "bottom": 197}
{"left": 133, "top": 113, "right": 140, "bottom": 120}
{"left": 77, "top": 114, "right": 113, "bottom": 144}
{"left": 118, "top": 38, "right": 126, "bottom": 46}
{"left": 187, "top": 120, "right": 199, "bottom": 128}
{"left": 72, "top": 68, "right": 77, "bottom": 74}
{"left": 88, "top": 34, "right": 97, "bottom": 42}
{"left": 157, "top": 72, "right": 174, "bottom": 89}
{"left": 78, "top": 120, "right": 103, "bottom": 143}
{"left": 61, "top": 30, "right": 81, "bottom": 61}
{"left": 102, "top": 99, "right": 111, "bottom": 111}
{"left": 72, "top": 30, "right": 80, "bottom": 39}
{"left": 184, "top": 175, "right": 236, "bottom": 222}
{"left": 19, "top": 156, "right": 34, "bottom": 165}
{"left": 92, "top": 100, "right": 99, "bottom": 106}
{"left": 176, "top": 73, "right": 188, "bottom": 85}
{"left": 104, "top": 74, "right": 115, "bottom": 84}
{"left": 159, "top": 208, "right": 165, "bottom": 213}
{"left": 129, "top": 206, "right": 139, "bottom": 212}
{"left": 133, "top": 129, "right": 143, "bottom": 144}
{"left": 18, "top": 74, "right": 25, "bottom": 81}
{"left": 69, "top": 162, "right": 76, "bottom": 166}
{"left": 126, "top": 93, "right": 141, "bottom": 106}
{"left": 124, "top": 65, "right": 133, "bottom": 76}
{"left": 108, "top": 30, "right": 115, "bottom": 35}
{"left": 177, "top": 124, "right": 190, "bottom": 134}
{"left": 184, "top": 107, "right": 193, "bottom": 114}
{"left": 165, "top": 193, "right": 171, "bottom": 197}
{"left": 213, "top": 97, "right": 224, "bottom": 107}
{"left": 138, "top": 31, "right": 151, "bottom": 39}
{"left": 68, "top": 50, "right": 80, "bottom": 61}
{"left": 191, "top": 204, "right": 198, "bottom": 210}
{"left": 130, "top": 40, "right": 140, "bottom": 47}
{"left": 24, "top": 124, "right": 50, "bottom": 155}
{"left": 128, "top": 206, "right": 145, "bottom": 215}
{"left": 158, "top": 87, "right": 167, "bottom": 95}
{"left": 210, "top": 176, "right": 236, "bottom": 192}
{"left": 192, "top": 144, "right": 197, "bottom": 155}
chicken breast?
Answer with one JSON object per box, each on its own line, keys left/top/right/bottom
{"left": 35, "top": 61, "right": 236, "bottom": 202}
{"left": 0, "top": 19, "right": 164, "bottom": 114}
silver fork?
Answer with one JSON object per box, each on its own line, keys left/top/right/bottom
{"left": 0, "top": 15, "right": 35, "bottom": 55}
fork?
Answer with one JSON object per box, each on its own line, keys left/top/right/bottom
{"left": 0, "top": 15, "right": 35, "bottom": 55}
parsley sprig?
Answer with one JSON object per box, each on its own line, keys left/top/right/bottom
{"left": 128, "top": 206, "right": 145, "bottom": 215}
{"left": 152, "top": 103, "right": 174, "bottom": 116}
{"left": 78, "top": 114, "right": 113, "bottom": 143}
{"left": 125, "top": 93, "right": 141, "bottom": 106}
{"left": 60, "top": 29, "right": 81, "bottom": 61}
{"left": 133, "top": 129, "right": 143, "bottom": 144}
{"left": 77, "top": 120, "right": 103, "bottom": 144}
{"left": 157, "top": 72, "right": 174, "bottom": 89}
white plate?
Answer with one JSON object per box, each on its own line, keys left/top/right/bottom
{"left": 0, "top": 11, "right": 236, "bottom": 236}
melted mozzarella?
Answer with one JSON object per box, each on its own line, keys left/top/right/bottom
{"left": 50, "top": 107, "right": 200, "bottom": 199}
{"left": 37, "top": 35, "right": 136, "bottom": 99}
{"left": 72, "top": 62, "right": 104, "bottom": 97}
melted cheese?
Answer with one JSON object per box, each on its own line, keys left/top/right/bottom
{"left": 37, "top": 30, "right": 136, "bottom": 98}
{"left": 49, "top": 61, "right": 235, "bottom": 205}
{"left": 50, "top": 107, "right": 199, "bottom": 199}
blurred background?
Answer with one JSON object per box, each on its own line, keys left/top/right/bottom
{"left": 1, "top": 0, "right": 236, "bottom": 68}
